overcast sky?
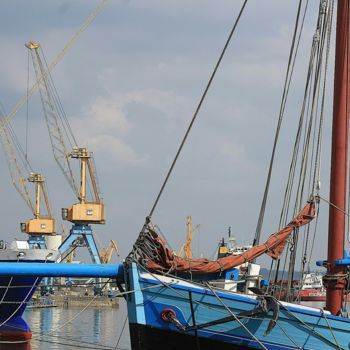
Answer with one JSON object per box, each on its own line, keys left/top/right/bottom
{"left": 0, "top": 1, "right": 345, "bottom": 269}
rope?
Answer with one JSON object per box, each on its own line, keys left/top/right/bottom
{"left": 318, "top": 195, "right": 350, "bottom": 217}
{"left": 278, "top": 302, "right": 345, "bottom": 349}
{"left": 143, "top": 0, "right": 249, "bottom": 228}
{"left": 113, "top": 315, "right": 128, "bottom": 350}
{"left": 0, "top": 277, "right": 40, "bottom": 329}
{"left": 274, "top": 0, "right": 334, "bottom": 296}
{"left": 275, "top": 321, "right": 303, "bottom": 349}
{"left": 32, "top": 279, "right": 112, "bottom": 339}
{"left": 137, "top": 264, "right": 278, "bottom": 348}
{"left": 137, "top": 263, "right": 346, "bottom": 348}
{"left": 204, "top": 281, "right": 268, "bottom": 350}
{"left": 298, "top": 0, "right": 334, "bottom": 281}
{"left": 31, "top": 281, "right": 173, "bottom": 346}
{"left": 321, "top": 310, "right": 342, "bottom": 350}
{"left": 0, "top": 255, "right": 51, "bottom": 330}
{"left": 254, "top": 0, "right": 309, "bottom": 246}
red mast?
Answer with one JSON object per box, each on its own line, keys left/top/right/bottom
{"left": 326, "top": 0, "right": 350, "bottom": 315}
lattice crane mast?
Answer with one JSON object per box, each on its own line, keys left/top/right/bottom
{"left": 26, "top": 41, "right": 104, "bottom": 265}
{"left": 0, "top": 116, "right": 55, "bottom": 247}
{"left": 100, "top": 240, "right": 119, "bottom": 264}
{"left": 0, "top": 0, "right": 108, "bottom": 131}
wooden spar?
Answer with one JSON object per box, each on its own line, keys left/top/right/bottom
{"left": 326, "top": 0, "right": 350, "bottom": 315}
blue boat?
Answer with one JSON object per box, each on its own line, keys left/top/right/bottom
{"left": 121, "top": 0, "right": 350, "bottom": 348}
{"left": 123, "top": 263, "right": 350, "bottom": 350}
{"left": 2, "top": 1, "right": 350, "bottom": 349}
{"left": 0, "top": 241, "right": 58, "bottom": 342}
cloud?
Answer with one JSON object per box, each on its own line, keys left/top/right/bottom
{"left": 72, "top": 88, "right": 193, "bottom": 165}
{"left": 83, "top": 96, "right": 130, "bottom": 135}
{"left": 89, "top": 134, "right": 148, "bottom": 165}
{"left": 122, "top": 89, "right": 193, "bottom": 123}
{"left": 0, "top": 0, "right": 330, "bottom": 268}
{"left": 0, "top": 39, "right": 27, "bottom": 95}
{"left": 71, "top": 96, "right": 147, "bottom": 165}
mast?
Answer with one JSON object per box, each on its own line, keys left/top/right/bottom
{"left": 326, "top": 0, "right": 349, "bottom": 315}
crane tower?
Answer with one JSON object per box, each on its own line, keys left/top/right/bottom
{"left": 0, "top": 117, "right": 55, "bottom": 248}
{"left": 26, "top": 41, "right": 105, "bottom": 266}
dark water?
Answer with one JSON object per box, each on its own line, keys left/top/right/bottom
{"left": 23, "top": 300, "right": 130, "bottom": 350}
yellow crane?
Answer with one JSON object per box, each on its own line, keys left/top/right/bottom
{"left": 100, "top": 240, "right": 120, "bottom": 264}
{"left": 26, "top": 41, "right": 105, "bottom": 226}
{"left": 0, "top": 0, "right": 108, "bottom": 131}
{"left": 0, "top": 110, "right": 55, "bottom": 246}
{"left": 178, "top": 216, "right": 200, "bottom": 259}
{"left": 26, "top": 41, "right": 104, "bottom": 266}
{"left": 20, "top": 172, "right": 55, "bottom": 237}
{"left": 0, "top": 0, "right": 108, "bottom": 250}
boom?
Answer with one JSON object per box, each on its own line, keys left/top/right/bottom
{"left": 100, "top": 240, "right": 120, "bottom": 264}
{"left": 26, "top": 41, "right": 78, "bottom": 196}
{"left": 0, "top": 110, "right": 55, "bottom": 236}
{"left": 0, "top": 0, "right": 108, "bottom": 131}
{"left": 27, "top": 42, "right": 105, "bottom": 225}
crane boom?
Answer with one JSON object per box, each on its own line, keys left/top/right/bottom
{"left": 27, "top": 43, "right": 105, "bottom": 225}
{"left": 27, "top": 42, "right": 79, "bottom": 196}
{"left": 100, "top": 240, "right": 120, "bottom": 264}
{"left": 0, "top": 126, "right": 34, "bottom": 212}
{"left": 0, "top": 110, "right": 55, "bottom": 236}
{"left": 0, "top": 0, "right": 108, "bottom": 131}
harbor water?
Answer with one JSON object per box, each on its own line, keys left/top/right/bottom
{"left": 23, "top": 301, "right": 130, "bottom": 350}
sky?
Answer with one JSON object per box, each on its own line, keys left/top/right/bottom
{"left": 0, "top": 0, "right": 344, "bottom": 270}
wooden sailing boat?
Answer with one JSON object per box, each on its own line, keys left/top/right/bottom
{"left": 122, "top": 1, "right": 350, "bottom": 349}
{"left": 0, "top": 3, "right": 349, "bottom": 348}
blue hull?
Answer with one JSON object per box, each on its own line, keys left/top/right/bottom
{"left": 0, "top": 263, "right": 43, "bottom": 342}
{"left": 125, "top": 264, "right": 350, "bottom": 350}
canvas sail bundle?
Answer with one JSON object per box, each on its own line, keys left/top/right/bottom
{"left": 132, "top": 200, "right": 315, "bottom": 274}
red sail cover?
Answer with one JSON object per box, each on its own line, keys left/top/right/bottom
{"left": 147, "top": 201, "right": 315, "bottom": 274}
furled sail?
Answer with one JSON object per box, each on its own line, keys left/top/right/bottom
{"left": 131, "top": 200, "right": 315, "bottom": 274}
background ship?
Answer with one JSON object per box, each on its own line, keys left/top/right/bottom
{"left": 0, "top": 239, "right": 59, "bottom": 342}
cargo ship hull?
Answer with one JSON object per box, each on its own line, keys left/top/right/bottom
{"left": 0, "top": 245, "right": 59, "bottom": 344}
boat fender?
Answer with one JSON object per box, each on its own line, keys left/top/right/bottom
{"left": 160, "top": 308, "right": 185, "bottom": 332}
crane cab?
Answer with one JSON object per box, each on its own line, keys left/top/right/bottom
{"left": 62, "top": 202, "right": 105, "bottom": 224}
{"left": 21, "top": 218, "right": 55, "bottom": 235}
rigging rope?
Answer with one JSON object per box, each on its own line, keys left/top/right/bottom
{"left": 253, "top": 0, "right": 309, "bottom": 246}
{"left": 113, "top": 315, "right": 128, "bottom": 350}
{"left": 141, "top": 0, "right": 249, "bottom": 230}
{"left": 267, "top": 0, "right": 334, "bottom": 298}
{"left": 204, "top": 281, "right": 268, "bottom": 350}
{"left": 136, "top": 263, "right": 343, "bottom": 349}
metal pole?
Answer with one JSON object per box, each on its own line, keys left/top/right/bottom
{"left": 326, "top": 0, "right": 349, "bottom": 315}
{"left": 0, "top": 263, "right": 124, "bottom": 279}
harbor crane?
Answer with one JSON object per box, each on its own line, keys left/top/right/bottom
{"left": 100, "top": 240, "right": 119, "bottom": 264}
{"left": 0, "top": 110, "right": 55, "bottom": 248}
{"left": 26, "top": 41, "right": 105, "bottom": 266}
{"left": 0, "top": 0, "right": 108, "bottom": 131}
